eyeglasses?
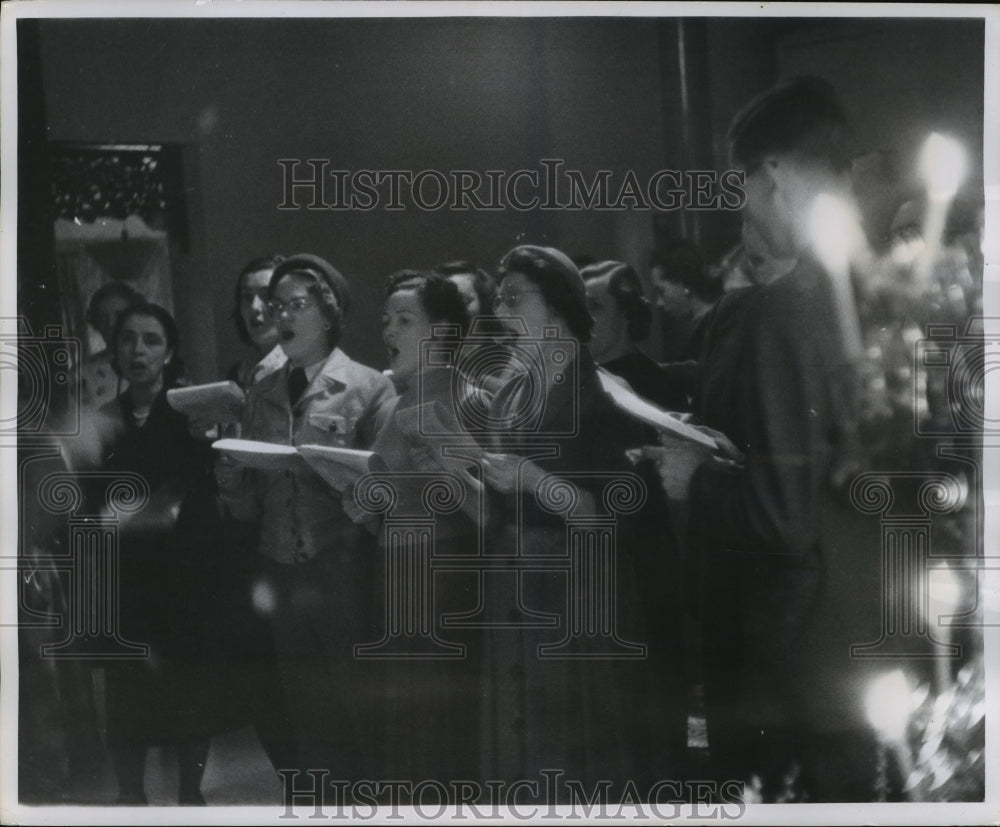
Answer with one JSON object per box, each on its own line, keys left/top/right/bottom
{"left": 267, "top": 296, "right": 316, "bottom": 317}
{"left": 493, "top": 288, "right": 544, "bottom": 311}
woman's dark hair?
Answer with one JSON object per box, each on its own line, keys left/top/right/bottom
{"left": 232, "top": 254, "right": 285, "bottom": 344}
{"left": 728, "top": 75, "right": 852, "bottom": 176}
{"left": 111, "top": 302, "right": 185, "bottom": 386}
{"left": 581, "top": 260, "right": 652, "bottom": 342}
{"left": 432, "top": 260, "right": 497, "bottom": 319}
{"left": 85, "top": 280, "right": 144, "bottom": 329}
{"left": 386, "top": 269, "right": 470, "bottom": 338}
{"left": 498, "top": 246, "right": 594, "bottom": 343}
{"left": 268, "top": 254, "right": 350, "bottom": 350}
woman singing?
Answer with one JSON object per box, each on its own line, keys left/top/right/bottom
{"left": 347, "top": 270, "right": 484, "bottom": 788}
{"left": 479, "top": 245, "right": 688, "bottom": 795}
{"left": 93, "top": 302, "right": 227, "bottom": 805}
{"left": 217, "top": 254, "right": 395, "bottom": 785}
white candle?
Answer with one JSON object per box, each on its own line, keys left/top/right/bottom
{"left": 915, "top": 133, "right": 967, "bottom": 288}
{"left": 928, "top": 563, "right": 962, "bottom": 692}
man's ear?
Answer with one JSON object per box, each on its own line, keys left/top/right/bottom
{"left": 760, "top": 155, "right": 787, "bottom": 198}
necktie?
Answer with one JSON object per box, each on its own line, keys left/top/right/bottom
{"left": 288, "top": 367, "right": 309, "bottom": 406}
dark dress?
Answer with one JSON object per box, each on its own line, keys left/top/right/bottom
{"left": 92, "top": 389, "right": 229, "bottom": 748}
{"left": 601, "top": 350, "right": 696, "bottom": 412}
{"left": 690, "top": 258, "right": 882, "bottom": 800}
{"left": 365, "top": 366, "right": 485, "bottom": 788}
{"left": 479, "top": 350, "right": 687, "bottom": 796}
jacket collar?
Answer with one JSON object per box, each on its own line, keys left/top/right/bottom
{"left": 291, "top": 347, "right": 354, "bottom": 407}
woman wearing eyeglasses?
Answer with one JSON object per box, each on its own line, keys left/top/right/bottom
{"left": 478, "top": 245, "right": 688, "bottom": 795}
{"left": 218, "top": 254, "right": 395, "bottom": 785}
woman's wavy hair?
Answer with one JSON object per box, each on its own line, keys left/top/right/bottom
{"left": 232, "top": 254, "right": 285, "bottom": 344}
{"left": 580, "top": 260, "right": 652, "bottom": 342}
{"left": 432, "top": 260, "right": 497, "bottom": 320}
{"left": 386, "top": 269, "right": 470, "bottom": 339}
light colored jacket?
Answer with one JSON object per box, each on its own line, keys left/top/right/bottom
{"left": 224, "top": 347, "right": 395, "bottom": 564}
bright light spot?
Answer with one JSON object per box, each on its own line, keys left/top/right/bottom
{"left": 927, "top": 564, "right": 963, "bottom": 620}
{"left": 251, "top": 579, "right": 277, "bottom": 615}
{"left": 865, "top": 669, "right": 913, "bottom": 741}
{"left": 918, "top": 133, "right": 967, "bottom": 201}
{"left": 891, "top": 235, "right": 926, "bottom": 269}
{"left": 807, "top": 193, "right": 860, "bottom": 276}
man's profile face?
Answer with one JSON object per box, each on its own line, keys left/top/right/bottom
{"left": 740, "top": 159, "right": 795, "bottom": 259}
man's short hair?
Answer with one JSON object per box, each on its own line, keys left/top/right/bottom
{"left": 728, "top": 76, "right": 852, "bottom": 175}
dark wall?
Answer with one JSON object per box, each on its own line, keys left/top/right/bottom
{"left": 38, "top": 18, "right": 669, "bottom": 377}
{"left": 34, "top": 16, "right": 985, "bottom": 378}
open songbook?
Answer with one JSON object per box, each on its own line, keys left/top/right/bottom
{"left": 167, "top": 381, "right": 246, "bottom": 424}
{"left": 596, "top": 368, "right": 718, "bottom": 450}
{"left": 212, "top": 438, "right": 385, "bottom": 490}
{"left": 297, "top": 444, "right": 387, "bottom": 490}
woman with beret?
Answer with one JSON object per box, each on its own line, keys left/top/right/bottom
{"left": 478, "top": 245, "right": 688, "bottom": 795}
{"left": 218, "top": 254, "right": 395, "bottom": 784}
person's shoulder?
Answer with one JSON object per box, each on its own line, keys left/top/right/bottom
{"left": 336, "top": 352, "right": 395, "bottom": 396}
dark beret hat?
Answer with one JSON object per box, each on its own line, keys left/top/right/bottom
{"left": 500, "top": 244, "right": 585, "bottom": 304}
{"left": 269, "top": 253, "right": 351, "bottom": 314}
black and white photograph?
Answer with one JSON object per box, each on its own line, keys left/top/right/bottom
{"left": 1, "top": 2, "right": 996, "bottom": 824}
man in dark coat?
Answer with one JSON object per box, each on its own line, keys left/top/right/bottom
{"left": 662, "top": 77, "right": 882, "bottom": 801}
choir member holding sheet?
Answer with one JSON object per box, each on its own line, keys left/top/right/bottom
{"left": 344, "top": 270, "right": 485, "bottom": 791}
{"left": 477, "top": 245, "right": 688, "bottom": 797}
{"left": 216, "top": 254, "right": 395, "bottom": 785}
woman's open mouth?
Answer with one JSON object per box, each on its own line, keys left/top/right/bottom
{"left": 280, "top": 329, "right": 295, "bottom": 342}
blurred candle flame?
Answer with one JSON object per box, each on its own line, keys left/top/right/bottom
{"left": 865, "top": 669, "right": 914, "bottom": 741}
{"left": 927, "top": 563, "right": 962, "bottom": 622}
{"left": 918, "top": 133, "right": 967, "bottom": 202}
